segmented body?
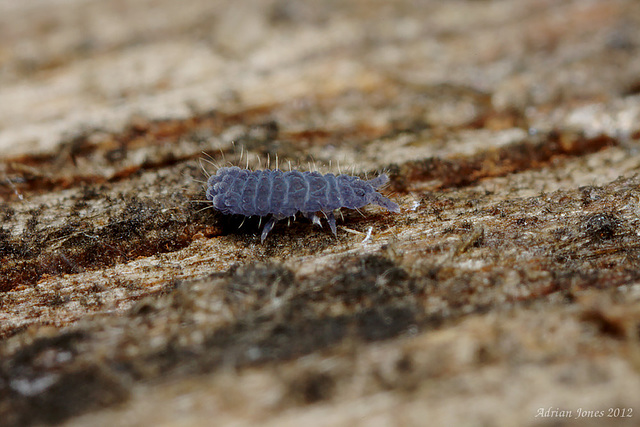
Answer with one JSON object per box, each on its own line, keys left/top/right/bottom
{"left": 205, "top": 166, "right": 399, "bottom": 241}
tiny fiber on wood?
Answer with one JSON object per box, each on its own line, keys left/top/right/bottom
{"left": 205, "top": 167, "right": 399, "bottom": 242}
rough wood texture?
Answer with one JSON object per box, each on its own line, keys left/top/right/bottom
{"left": 2, "top": 0, "right": 640, "bottom": 426}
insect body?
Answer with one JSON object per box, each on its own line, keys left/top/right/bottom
{"left": 206, "top": 166, "right": 399, "bottom": 242}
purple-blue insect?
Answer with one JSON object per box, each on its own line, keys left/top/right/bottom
{"left": 206, "top": 166, "right": 400, "bottom": 242}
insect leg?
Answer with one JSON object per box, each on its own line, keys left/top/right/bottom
{"left": 303, "top": 212, "right": 322, "bottom": 227}
{"left": 261, "top": 215, "right": 279, "bottom": 243}
{"left": 326, "top": 211, "right": 337, "bottom": 236}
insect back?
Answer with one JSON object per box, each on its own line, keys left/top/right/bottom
{"left": 206, "top": 166, "right": 399, "bottom": 242}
